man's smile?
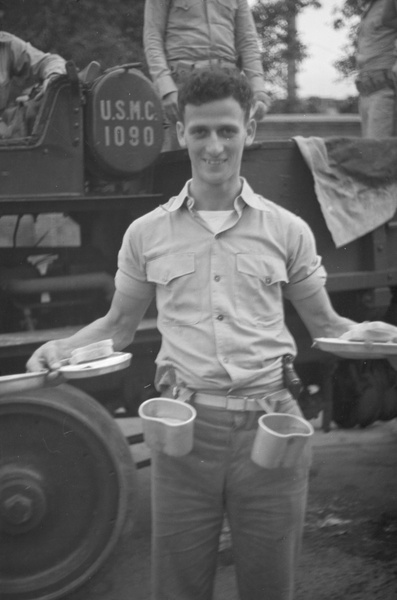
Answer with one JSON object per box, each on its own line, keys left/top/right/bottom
{"left": 203, "top": 158, "right": 227, "bottom": 165}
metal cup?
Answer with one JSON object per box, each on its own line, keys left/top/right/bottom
{"left": 138, "top": 397, "right": 197, "bottom": 457}
{"left": 251, "top": 413, "right": 314, "bottom": 469}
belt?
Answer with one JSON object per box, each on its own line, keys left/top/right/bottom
{"left": 170, "top": 59, "right": 238, "bottom": 85}
{"left": 193, "top": 389, "right": 290, "bottom": 412}
{"left": 355, "top": 69, "right": 395, "bottom": 96}
{"left": 169, "top": 58, "right": 236, "bottom": 69}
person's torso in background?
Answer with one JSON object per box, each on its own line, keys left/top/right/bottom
{"left": 165, "top": 0, "right": 238, "bottom": 64}
{"left": 0, "top": 35, "right": 39, "bottom": 113}
{"left": 357, "top": 0, "right": 397, "bottom": 71}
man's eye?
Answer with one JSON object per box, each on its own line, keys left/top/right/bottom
{"left": 220, "top": 128, "right": 235, "bottom": 138}
{"left": 192, "top": 128, "right": 207, "bottom": 137}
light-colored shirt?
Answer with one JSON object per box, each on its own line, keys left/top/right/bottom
{"left": 143, "top": 0, "right": 267, "bottom": 99}
{"left": 0, "top": 32, "right": 66, "bottom": 113}
{"left": 357, "top": 0, "right": 397, "bottom": 71}
{"left": 115, "top": 178, "right": 326, "bottom": 394}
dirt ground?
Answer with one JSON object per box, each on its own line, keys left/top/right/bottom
{"left": 65, "top": 416, "right": 397, "bottom": 600}
{"left": 294, "top": 420, "right": 397, "bottom": 600}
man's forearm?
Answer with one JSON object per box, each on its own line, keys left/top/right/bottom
{"left": 235, "top": 0, "right": 267, "bottom": 93}
{"left": 292, "top": 287, "right": 357, "bottom": 341}
{"left": 64, "top": 290, "right": 152, "bottom": 353}
{"left": 54, "top": 314, "right": 135, "bottom": 356}
{"left": 144, "top": 0, "right": 177, "bottom": 98}
{"left": 39, "top": 54, "right": 66, "bottom": 80}
{"left": 26, "top": 291, "right": 152, "bottom": 372}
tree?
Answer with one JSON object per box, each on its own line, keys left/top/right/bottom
{"left": 252, "top": 0, "right": 321, "bottom": 111}
{"left": 1, "top": 0, "right": 146, "bottom": 72}
{"left": 332, "top": 0, "right": 363, "bottom": 79}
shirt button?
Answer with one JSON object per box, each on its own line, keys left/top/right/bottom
{"left": 216, "top": 314, "right": 224, "bottom": 321}
{"left": 265, "top": 276, "right": 272, "bottom": 284}
{"left": 214, "top": 275, "right": 221, "bottom": 282}
{"left": 223, "top": 357, "right": 229, "bottom": 363}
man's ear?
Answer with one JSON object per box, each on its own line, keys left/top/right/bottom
{"left": 244, "top": 117, "right": 256, "bottom": 147}
{"left": 176, "top": 121, "right": 186, "bottom": 148}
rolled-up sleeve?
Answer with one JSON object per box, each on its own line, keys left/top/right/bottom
{"left": 11, "top": 36, "right": 66, "bottom": 80}
{"left": 115, "top": 222, "right": 156, "bottom": 301}
{"left": 282, "top": 217, "right": 327, "bottom": 301}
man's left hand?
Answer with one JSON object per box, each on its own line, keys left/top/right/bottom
{"left": 252, "top": 92, "right": 271, "bottom": 121}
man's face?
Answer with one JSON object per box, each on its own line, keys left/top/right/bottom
{"left": 176, "top": 97, "right": 256, "bottom": 190}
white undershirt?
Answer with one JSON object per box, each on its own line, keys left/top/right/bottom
{"left": 198, "top": 210, "right": 234, "bottom": 233}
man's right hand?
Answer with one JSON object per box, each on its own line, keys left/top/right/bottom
{"left": 162, "top": 91, "right": 179, "bottom": 123}
{"left": 26, "top": 340, "right": 69, "bottom": 376}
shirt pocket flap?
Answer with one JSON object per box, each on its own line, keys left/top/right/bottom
{"left": 147, "top": 253, "right": 195, "bottom": 285}
{"left": 236, "top": 254, "right": 288, "bottom": 285}
{"left": 173, "top": 0, "right": 201, "bottom": 9}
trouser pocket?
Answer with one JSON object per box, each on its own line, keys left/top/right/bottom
{"left": 251, "top": 406, "right": 313, "bottom": 470}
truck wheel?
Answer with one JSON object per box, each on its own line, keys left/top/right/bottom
{"left": 0, "top": 383, "right": 137, "bottom": 600}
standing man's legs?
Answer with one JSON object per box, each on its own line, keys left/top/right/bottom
{"left": 151, "top": 406, "right": 232, "bottom": 600}
{"left": 227, "top": 432, "right": 309, "bottom": 600}
{"left": 359, "top": 88, "right": 396, "bottom": 138}
{"left": 151, "top": 399, "right": 311, "bottom": 600}
{"left": 226, "top": 399, "right": 310, "bottom": 600}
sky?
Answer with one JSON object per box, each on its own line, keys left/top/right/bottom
{"left": 297, "top": 2, "right": 357, "bottom": 98}
{"left": 248, "top": 0, "right": 358, "bottom": 99}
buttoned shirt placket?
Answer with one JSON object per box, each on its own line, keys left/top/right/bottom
{"left": 186, "top": 195, "right": 244, "bottom": 379}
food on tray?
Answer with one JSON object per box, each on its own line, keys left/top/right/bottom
{"left": 339, "top": 322, "right": 397, "bottom": 343}
{"left": 69, "top": 339, "right": 114, "bottom": 365}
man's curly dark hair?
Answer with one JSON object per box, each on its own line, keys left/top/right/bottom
{"left": 177, "top": 67, "right": 253, "bottom": 122}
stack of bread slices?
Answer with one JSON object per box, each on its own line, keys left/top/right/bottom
{"left": 69, "top": 339, "right": 114, "bottom": 365}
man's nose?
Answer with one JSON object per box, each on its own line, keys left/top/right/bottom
{"left": 206, "top": 132, "right": 223, "bottom": 154}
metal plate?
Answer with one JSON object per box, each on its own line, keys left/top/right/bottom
{"left": 0, "top": 372, "right": 46, "bottom": 396}
{"left": 0, "top": 384, "right": 138, "bottom": 600}
{"left": 314, "top": 337, "right": 397, "bottom": 359}
{"left": 59, "top": 352, "right": 131, "bottom": 379}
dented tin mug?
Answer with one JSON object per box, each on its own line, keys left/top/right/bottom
{"left": 138, "top": 397, "right": 197, "bottom": 456}
{"left": 251, "top": 412, "right": 314, "bottom": 469}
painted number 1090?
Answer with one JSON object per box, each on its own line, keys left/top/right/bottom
{"left": 104, "top": 125, "right": 155, "bottom": 147}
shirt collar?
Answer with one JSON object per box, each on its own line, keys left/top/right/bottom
{"left": 162, "top": 177, "right": 271, "bottom": 213}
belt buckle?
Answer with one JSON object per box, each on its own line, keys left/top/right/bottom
{"left": 225, "top": 394, "right": 249, "bottom": 411}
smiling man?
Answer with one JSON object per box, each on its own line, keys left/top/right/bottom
{"left": 26, "top": 68, "right": 397, "bottom": 600}
{"left": 176, "top": 85, "right": 255, "bottom": 207}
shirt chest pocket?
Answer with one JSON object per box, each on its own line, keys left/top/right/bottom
{"left": 213, "top": 0, "right": 238, "bottom": 17}
{"left": 172, "top": 0, "right": 236, "bottom": 21}
{"left": 172, "top": 0, "right": 204, "bottom": 18}
{"left": 146, "top": 253, "right": 202, "bottom": 325}
{"left": 235, "top": 254, "right": 288, "bottom": 329}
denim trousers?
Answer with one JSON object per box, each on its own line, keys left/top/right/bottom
{"left": 151, "top": 398, "right": 311, "bottom": 600}
{"left": 359, "top": 88, "right": 396, "bottom": 138}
